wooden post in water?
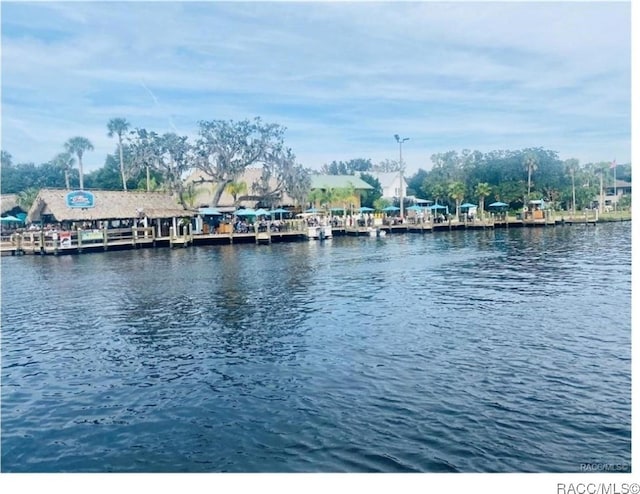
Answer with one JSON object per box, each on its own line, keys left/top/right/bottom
{"left": 103, "top": 228, "right": 108, "bottom": 251}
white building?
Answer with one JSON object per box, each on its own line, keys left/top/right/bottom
{"left": 359, "top": 171, "right": 407, "bottom": 202}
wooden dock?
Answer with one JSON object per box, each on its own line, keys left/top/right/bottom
{"left": 0, "top": 212, "right": 621, "bottom": 257}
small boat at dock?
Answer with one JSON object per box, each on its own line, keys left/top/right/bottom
{"left": 367, "top": 227, "right": 386, "bottom": 238}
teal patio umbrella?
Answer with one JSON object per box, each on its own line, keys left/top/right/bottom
{"left": 235, "top": 208, "right": 257, "bottom": 216}
{"left": 269, "top": 208, "right": 289, "bottom": 220}
{"left": 1, "top": 215, "right": 23, "bottom": 223}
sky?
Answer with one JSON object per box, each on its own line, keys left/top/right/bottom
{"left": 0, "top": 1, "right": 633, "bottom": 176}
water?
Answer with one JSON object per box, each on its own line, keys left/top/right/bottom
{"left": 1, "top": 223, "right": 632, "bottom": 472}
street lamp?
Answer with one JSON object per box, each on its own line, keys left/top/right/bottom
{"left": 394, "top": 134, "right": 409, "bottom": 220}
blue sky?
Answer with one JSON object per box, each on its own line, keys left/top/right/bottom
{"left": 1, "top": 1, "right": 632, "bottom": 175}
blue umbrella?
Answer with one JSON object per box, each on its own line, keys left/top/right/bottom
{"left": 428, "top": 204, "right": 447, "bottom": 210}
{"left": 406, "top": 205, "right": 424, "bottom": 211}
{"left": 0, "top": 215, "right": 23, "bottom": 223}
{"left": 358, "top": 206, "right": 375, "bottom": 213}
{"left": 382, "top": 206, "right": 400, "bottom": 212}
{"left": 198, "top": 207, "right": 222, "bottom": 215}
{"left": 269, "top": 208, "right": 289, "bottom": 220}
{"left": 460, "top": 203, "right": 477, "bottom": 209}
{"left": 305, "top": 207, "right": 320, "bottom": 213}
{"left": 235, "top": 208, "right": 257, "bottom": 216}
{"left": 254, "top": 208, "right": 270, "bottom": 217}
{"left": 488, "top": 201, "right": 508, "bottom": 208}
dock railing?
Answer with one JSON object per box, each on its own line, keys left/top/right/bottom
{"left": 14, "top": 226, "right": 157, "bottom": 254}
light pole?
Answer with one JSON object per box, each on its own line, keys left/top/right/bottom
{"left": 394, "top": 134, "right": 409, "bottom": 220}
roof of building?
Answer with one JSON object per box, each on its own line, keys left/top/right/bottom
{"left": 27, "top": 189, "right": 194, "bottom": 223}
{"left": 1, "top": 194, "right": 19, "bottom": 214}
{"left": 185, "top": 169, "right": 374, "bottom": 208}
{"left": 610, "top": 179, "right": 632, "bottom": 188}
{"left": 310, "top": 174, "right": 373, "bottom": 190}
{"left": 359, "top": 171, "right": 404, "bottom": 189}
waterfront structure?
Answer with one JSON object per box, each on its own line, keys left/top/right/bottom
{"left": 26, "top": 188, "right": 195, "bottom": 237}
{"left": 186, "top": 168, "right": 374, "bottom": 211}
{"left": 602, "top": 179, "right": 632, "bottom": 210}
{"left": 357, "top": 171, "right": 407, "bottom": 205}
{"left": 1, "top": 194, "right": 24, "bottom": 217}
{"left": 309, "top": 175, "right": 373, "bottom": 211}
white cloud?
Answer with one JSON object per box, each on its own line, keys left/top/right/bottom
{"left": 1, "top": 1, "right": 631, "bottom": 175}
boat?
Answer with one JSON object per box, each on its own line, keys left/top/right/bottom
{"left": 307, "top": 225, "right": 333, "bottom": 240}
{"left": 368, "top": 227, "right": 387, "bottom": 238}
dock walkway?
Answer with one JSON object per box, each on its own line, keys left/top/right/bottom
{"left": 0, "top": 212, "right": 619, "bottom": 257}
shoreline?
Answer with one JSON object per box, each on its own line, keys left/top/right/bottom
{"left": 1, "top": 215, "right": 630, "bottom": 257}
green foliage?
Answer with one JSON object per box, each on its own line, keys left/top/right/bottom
{"left": 618, "top": 195, "right": 631, "bottom": 210}
{"left": 225, "top": 181, "right": 248, "bottom": 205}
{"left": 448, "top": 181, "right": 466, "bottom": 217}
{"left": 84, "top": 152, "right": 145, "bottom": 190}
{"left": 374, "top": 197, "right": 391, "bottom": 210}
{"left": 406, "top": 168, "right": 428, "bottom": 197}
{"left": 1, "top": 158, "right": 70, "bottom": 193}
{"left": 320, "top": 158, "right": 373, "bottom": 175}
{"left": 359, "top": 173, "right": 382, "bottom": 208}
{"left": 180, "top": 183, "right": 205, "bottom": 209}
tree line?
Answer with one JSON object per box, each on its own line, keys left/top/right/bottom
{"left": 1, "top": 119, "right": 631, "bottom": 214}
{"left": 1, "top": 117, "right": 312, "bottom": 210}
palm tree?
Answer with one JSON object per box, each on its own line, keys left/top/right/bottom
{"left": 107, "top": 118, "right": 131, "bottom": 191}
{"left": 52, "top": 152, "right": 75, "bottom": 190}
{"left": 564, "top": 158, "right": 579, "bottom": 215}
{"left": 64, "top": 136, "right": 94, "bottom": 190}
{"left": 523, "top": 152, "right": 538, "bottom": 197}
{"left": 332, "top": 184, "right": 358, "bottom": 216}
{"left": 474, "top": 182, "right": 491, "bottom": 219}
{"left": 225, "top": 181, "right": 248, "bottom": 206}
{"left": 180, "top": 183, "right": 203, "bottom": 209}
{"left": 448, "top": 181, "right": 466, "bottom": 219}
{"left": 307, "top": 188, "right": 330, "bottom": 210}
{"left": 431, "top": 183, "right": 446, "bottom": 205}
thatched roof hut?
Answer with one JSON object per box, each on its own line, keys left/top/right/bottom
{"left": 1, "top": 194, "right": 20, "bottom": 215}
{"left": 27, "top": 189, "right": 195, "bottom": 224}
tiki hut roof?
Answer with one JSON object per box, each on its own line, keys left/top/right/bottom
{"left": 27, "top": 189, "right": 195, "bottom": 223}
{"left": 1, "top": 194, "right": 20, "bottom": 215}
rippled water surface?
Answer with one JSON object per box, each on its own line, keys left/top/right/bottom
{"left": 1, "top": 223, "right": 632, "bottom": 472}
